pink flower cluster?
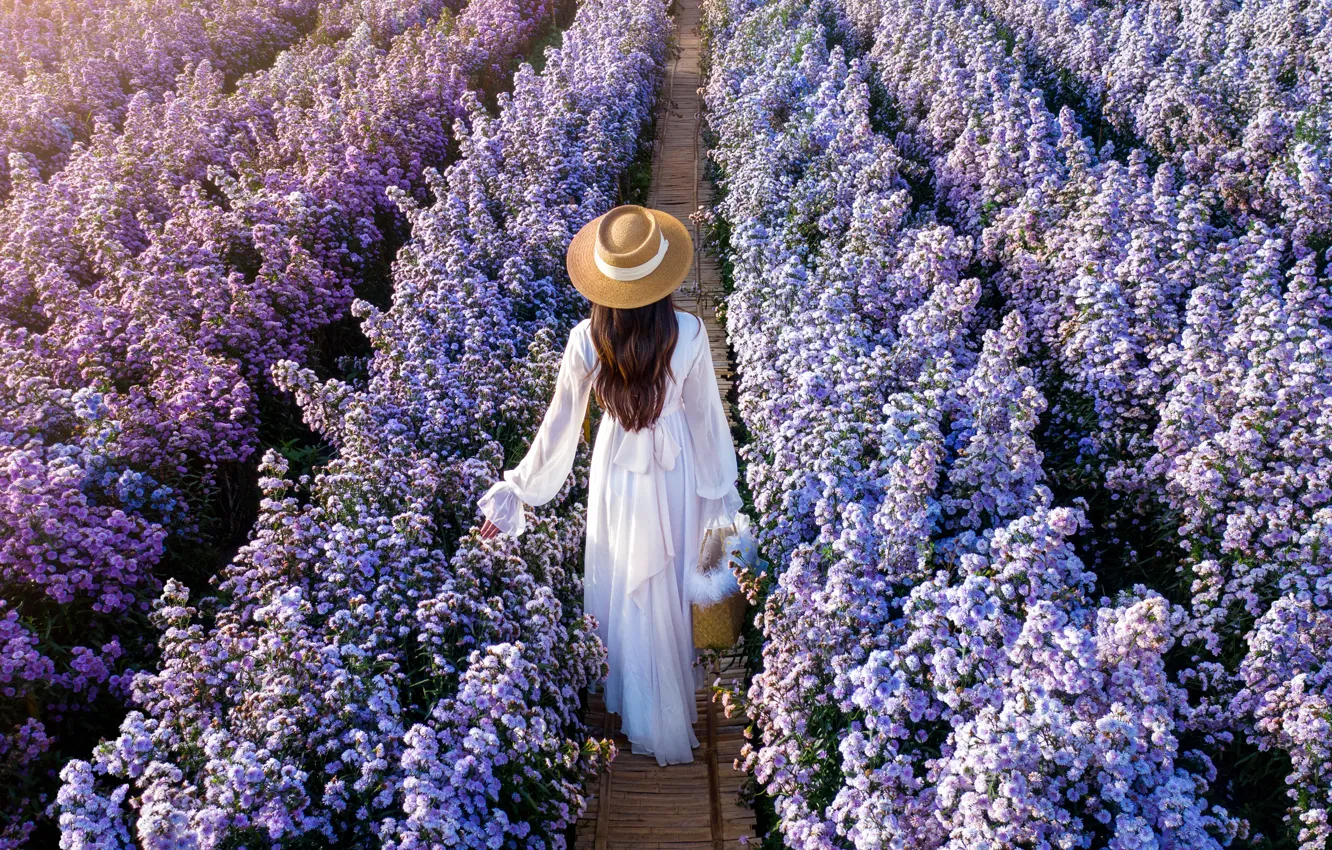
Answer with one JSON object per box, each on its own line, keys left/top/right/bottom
{"left": 54, "top": 0, "right": 668, "bottom": 845}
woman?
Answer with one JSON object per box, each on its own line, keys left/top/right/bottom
{"left": 476, "top": 204, "right": 741, "bottom": 766}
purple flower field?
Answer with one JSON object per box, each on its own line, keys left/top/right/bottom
{"left": 2, "top": 0, "right": 1328, "bottom": 844}
{"left": 701, "top": 0, "right": 1331, "bottom": 846}
{"left": 46, "top": 0, "right": 668, "bottom": 841}
{"left": 2, "top": 0, "right": 599, "bottom": 840}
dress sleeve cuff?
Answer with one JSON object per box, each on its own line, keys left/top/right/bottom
{"left": 478, "top": 480, "right": 527, "bottom": 538}
{"left": 699, "top": 484, "right": 743, "bottom": 531}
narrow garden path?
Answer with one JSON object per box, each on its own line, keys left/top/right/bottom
{"left": 651, "top": 0, "right": 732, "bottom": 423}
{"left": 573, "top": 0, "right": 755, "bottom": 845}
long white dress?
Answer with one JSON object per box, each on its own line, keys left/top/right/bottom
{"left": 478, "top": 309, "right": 742, "bottom": 766}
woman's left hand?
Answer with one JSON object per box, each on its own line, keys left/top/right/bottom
{"left": 479, "top": 519, "right": 502, "bottom": 540}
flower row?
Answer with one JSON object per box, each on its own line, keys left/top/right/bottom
{"left": 702, "top": 0, "right": 1324, "bottom": 844}
{"left": 975, "top": 0, "right": 1331, "bottom": 242}
{"left": 0, "top": 0, "right": 557, "bottom": 841}
{"left": 0, "top": 0, "right": 331, "bottom": 202}
{"left": 54, "top": 0, "right": 668, "bottom": 845}
{"left": 834, "top": 0, "right": 1332, "bottom": 842}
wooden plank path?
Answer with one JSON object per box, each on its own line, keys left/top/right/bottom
{"left": 648, "top": 0, "right": 733, "bottom": 423}
{"left": 576, "top": 652, "right": 755, "bottom": 849}
{"left": 574, "top": 0, "right": 755, "bottom": 846}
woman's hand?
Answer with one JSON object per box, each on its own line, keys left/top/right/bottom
{"left": 479, "top": 519, "right": 502, "bottom": 540}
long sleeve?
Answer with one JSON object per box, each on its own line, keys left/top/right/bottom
{"left": 681, "top": 318, "right": 743, "bottom": 529}
{"left": 478, "top": 321, "right": 596, "bottom": 537}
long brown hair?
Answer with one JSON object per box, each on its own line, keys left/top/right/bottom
{"left": 589, "top": 294, "right": 681, "bottom": 432}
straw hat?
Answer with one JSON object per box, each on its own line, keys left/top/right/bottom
{"left": 566, "top": 204, "right": 694, "bottom": 309}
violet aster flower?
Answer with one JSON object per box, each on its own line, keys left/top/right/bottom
{"left": 701, "top": 0, "right": 1269, "bottom": 843}
{"left": 4, "top": 0, "right": 562, "bottom": 838}
{"left": 53, "top": 0, "right": 667, "bottom": 846}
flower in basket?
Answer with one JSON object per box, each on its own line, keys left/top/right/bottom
{"left": 721, "top": 513, "right": 769, "bottom": 605}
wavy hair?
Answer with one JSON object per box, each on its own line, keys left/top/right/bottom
{"left": 589, "top": 294, "right": 685, "bottom": 432}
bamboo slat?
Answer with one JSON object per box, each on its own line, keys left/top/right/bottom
{"left": 645, "top": 0, "right": 734, "bottom": 426}
{"left": 576, "top": 653, "right": 755, "bottom": 846}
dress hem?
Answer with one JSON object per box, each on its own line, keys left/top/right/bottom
{"left": 621, "top": 719, "right": 702, "bottom": 766}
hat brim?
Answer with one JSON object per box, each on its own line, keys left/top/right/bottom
{"left": 566, "top": 208, "right": 694, "bottom": 309}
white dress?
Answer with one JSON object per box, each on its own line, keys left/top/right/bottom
{"left": 478, "top": 309, "right": 742, "bottom": 766}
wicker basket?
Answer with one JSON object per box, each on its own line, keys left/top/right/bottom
{"left": 692, "top": 594, "right": 747, "bottom": 650}
{"left": 690, "top": 524, "right": 749, "bottom": 650}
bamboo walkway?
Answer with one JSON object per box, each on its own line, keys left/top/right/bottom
{"left": 576, "top": 652, "right": 754, "bottom": 849}
{"left": 649, "top": 0, "right": 733, "bottom": 424}
{"left": 574, "top": 0, "right": 755, "bottom": 846}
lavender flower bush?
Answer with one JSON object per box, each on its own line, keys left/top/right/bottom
{"left": 702, "top": 0, "right": 1327, "bottom": 844}
{"left": 975, "top": 0, "right": 1332, "bottom": 242}
{"left": 54, "top": 0, "right": 668, "bottom": 844}
{"left": 4, "top": 0, "right": 1323, "bottom": 843}
{"left": 1, "top": 0, "right": 558, "bottom": 840}
{"left": 0, "top": 0, "right": 327, "bottom": 203}
{"left": 829, "top": 0, "right": 1332, "bottom": 841}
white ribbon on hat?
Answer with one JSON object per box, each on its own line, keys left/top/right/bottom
{"left": 594, "top": 233, "right": 669, "bottom": 281}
